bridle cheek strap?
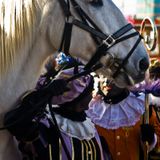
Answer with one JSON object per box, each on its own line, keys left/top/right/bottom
{"left": 58, "top": 21, "right": 73, "bottom": 55}
{"left": 85, "top": 29, "right": 142, "bottom": 71}
{"left": 112, "top": 36, "right": 142, "bottom": 78}
{"left": 58, "top": 0, "right": 143, "bottom": 78}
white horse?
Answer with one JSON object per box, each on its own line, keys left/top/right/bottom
{"left": 0, "top": 0, "right": 149, "bottom": 159}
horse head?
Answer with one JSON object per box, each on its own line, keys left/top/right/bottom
{"left": 0, "top": 0, "right": 150, "bottom": 121}
{"left": 45, "top": 0, "right": 149, "bottom": 88}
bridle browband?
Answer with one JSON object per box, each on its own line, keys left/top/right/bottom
{"left": 58, "top": 0, "right": 142, "bottom": 78}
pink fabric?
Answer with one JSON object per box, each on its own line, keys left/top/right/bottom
{"left": 51, "top": 66, "right": 92, "bottom": 105}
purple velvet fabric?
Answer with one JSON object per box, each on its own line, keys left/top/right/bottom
{"left": 36, "top": 66, "right": 92, "bottom": 105}
{"left": 130, "top": 79, "right": 160, "bottom": 97}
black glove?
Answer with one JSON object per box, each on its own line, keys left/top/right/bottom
{"left": 4, "top": 78, "right": 69, "bottom": 126}
{"left": 40, "top": 79, "right": 69, "bottom": 96}
{"left": 141, "top": 124, "right": 155, "bottom": 145}
{"left": 4, "top": 79, "right": 68, "bottom": 141}
{"left": 4, "top": 90, "right": 48, "bottom": 141}
{"left": 12, "top": 121, "right": 39, "bottom": 142}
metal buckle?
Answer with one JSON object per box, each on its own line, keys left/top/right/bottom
{"left": 103, "top": 35, "right": 116, "bottom": 47}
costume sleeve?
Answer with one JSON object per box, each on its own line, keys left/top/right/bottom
{"left": 36, "top": 75, "right": 48, "bottom": 89}
{"left": 149, "top": 108, "right": 160, "bottom": 151}
{"left": 130, "top": 79, "right": 160, "bottom": 97}
{"left": 146, "top": 80, "right": 160, "bottom": 97}
{"left": 130, "top": 81, "right": 147, "bottom": 92}
{"left": 4, "top": 90, "right": 49, "bottom": 142}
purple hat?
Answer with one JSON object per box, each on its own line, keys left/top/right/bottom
{"left": 51, "top": 66, "right": 93, "bottom": 105}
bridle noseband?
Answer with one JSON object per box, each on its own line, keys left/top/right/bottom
{"left": 58, "top": 0, "right": 143, "bottom": 78}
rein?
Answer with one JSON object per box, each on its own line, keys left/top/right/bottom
{"left": 0, "top": 63, "right": 101, "bottom": 131}
{"left": 58, "top": 0, "right": 142, "bottom": 78}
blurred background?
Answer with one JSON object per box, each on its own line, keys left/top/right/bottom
{"left": 113, "top": 0, "right": 160, "bottom": 58}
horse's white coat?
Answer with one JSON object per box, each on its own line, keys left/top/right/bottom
{"left": 0, "top": 0, "right": 149, "bottom": 159}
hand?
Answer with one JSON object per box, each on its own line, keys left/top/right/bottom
{"left": 7, "top": 121, "right": 39, "bottom": 142}
{"left": 42, "top": 79, "right": 69, "bottom": 96}
{"left": 141, "top": 124, "right": 155, "bottom": 145}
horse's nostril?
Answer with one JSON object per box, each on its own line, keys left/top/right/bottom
{"left": 139, "top": 58, "right": 149, "bottom": 71}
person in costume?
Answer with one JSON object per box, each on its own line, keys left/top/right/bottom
{"left": 4, "top": 52, "right": 112, "bottom": 160}
{"left": 130, "top": 57, "right": 160, "bottom": 159}
{"left": 86, "top": 59, "right": 160, "bottom": 160}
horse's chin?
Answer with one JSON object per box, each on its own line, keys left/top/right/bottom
{"left": 113, "top": 72, "right": 145, "bottom": 88}
{"left": 96, "top": 68, "right": 145, "bottom": 88}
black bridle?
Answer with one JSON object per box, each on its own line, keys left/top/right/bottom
{"left": 58, "top": 0, "right": 142, "bottom": 78}
{"left": 0, "top": 1, "right": 143, "bottom": 159}
{"left": 0, "top": 1, "right": 142, "bottom": 133}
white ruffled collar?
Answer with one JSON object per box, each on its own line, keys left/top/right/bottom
{"left": 149, "top": 94, "right": 160, "bottom": 107}
{"left": 86, "top": 93, "right": 145, "bottom": 129}
{"left": 52, "top": 113, "right": 96, "bottom": 140}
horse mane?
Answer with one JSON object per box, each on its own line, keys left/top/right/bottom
{"left": 0, "top": 0, "right": 42, "bottom": 76}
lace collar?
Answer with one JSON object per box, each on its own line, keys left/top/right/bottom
{"left": 86, "top": 93, "right": 145, "bottom": 129}
{"left": 50, "top": 112, "right": 96, "bottom": 140}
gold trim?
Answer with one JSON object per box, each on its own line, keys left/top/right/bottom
{"left": 59, "top": 139, "right": 62, "bottom": 160}
{"left": 90, "top": 139, "right": 96, "bottom": 160}
{"left": 49, "top": 144, "right": 52, "bottom": 160}
{"left": 87, "top": 140, "right": 93, "bottom": 160}
{"left": 84, "top": 141, "right": 89, "bottom": 160}
{"left": 81, "top": 141, "right": 84, "bottom": 160}
{"left": 71, "top": 138, "right": 75, "bottom": 160}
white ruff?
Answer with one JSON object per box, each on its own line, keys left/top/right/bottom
{"left": 149, "top": 94, "right": 160, "bottom": 107}
{"left": 54, "top": 113, "right": 96, "bottom": 140}
{"left": 86, "top": 93, "right": 145, "bottom": 129}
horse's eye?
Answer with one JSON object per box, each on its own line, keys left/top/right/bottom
{"left": 88, "top": 0, "right": 103, "bottom": 7}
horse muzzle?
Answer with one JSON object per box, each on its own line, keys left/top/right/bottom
{"left": 113, "top": 71, "right": 146, "bottom": 88}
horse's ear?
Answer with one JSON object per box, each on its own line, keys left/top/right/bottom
{"left": 87, "top": 0, "right": 103, "bottom": 6}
